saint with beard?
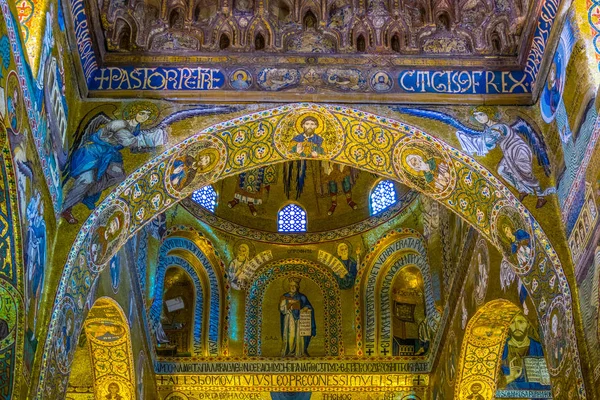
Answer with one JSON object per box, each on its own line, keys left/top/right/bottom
{"left": 500, "top": 314, "right": 549, "bottom": 389}
{"left": 289, "top": 116, "right": 325, "bottom": 158}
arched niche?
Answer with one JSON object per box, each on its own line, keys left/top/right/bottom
{"left": 388, "top": 266, "right": 427, "bottom": 356}
{"left": 156, "top": 266, "right": 196, "bottom": 357}
{"left": 83, "top": 297, "right": 135, "bottom": 400}
{"left": 149, "top": 230, "right": 226, "bottom": 357}
{"left": 244, "top": 259, "right": 343, "bottom": 357}
{"left": 358, "top": 229, "right": 440, "bottom": 357}
{"left": 38, "top": 103, "right": 586, "bottom": 399}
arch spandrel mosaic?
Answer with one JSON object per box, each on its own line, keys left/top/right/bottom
{"left": 29, "top": 102, "right": 586, "bottom": 399}
{"left": 4, "top": 1, "right": 600, "bottom": 399}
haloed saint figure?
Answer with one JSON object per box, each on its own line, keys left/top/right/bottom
{"left": 279, "top": 277, "right": 316, "bottom": 357}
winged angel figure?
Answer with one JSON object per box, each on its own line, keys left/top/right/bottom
{"left": 395, "top": 106, "right": 555, "bottom": 209}
{"left": 62, "top": 103, "right": 243, "bottom": 224}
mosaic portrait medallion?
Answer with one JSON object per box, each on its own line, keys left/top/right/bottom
{"left": 393, "top": 134, "right": 456, "bottom": 200}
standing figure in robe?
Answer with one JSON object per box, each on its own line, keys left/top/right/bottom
{"left": 279, "top": 277, "right": 316, "bottom": 357}
{"left": 335, "top": 242, "right": 358, "bottom": 290}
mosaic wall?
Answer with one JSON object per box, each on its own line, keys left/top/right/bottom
{"left": 30, "top": 102, "right": 588, "bottom": 399}
{"left": 1, "top": 0, "right": 600, "bottom": 398}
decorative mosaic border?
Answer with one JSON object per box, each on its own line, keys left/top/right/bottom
{"left": 0, "top": 139, "right": 25, "bottom": 397}
{"left": 36, "top": 103, "right": 586, "bottom": 399}
{"left": 0, "top": 1, "right": 62, "bottom": 210}
{"left": 180, "top": 189, "right": 418, "bottom": 244}
{"left": 150, "top": 231, "right": 228, "bottom": 358}
{"left": 64, "top": 0, "right": 560, "bottom": 96}
{"left": 150, "top": 254, "right": 205, "bottom": 356}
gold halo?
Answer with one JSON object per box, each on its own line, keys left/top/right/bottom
{"left": 196, "top": 147, "right": 220, "bottom": 173}
{"left": 373, "top": 72, "right": 389, "bottom": 82}
{"left": 294, "top": 112, "right": 325, "bottom": 135}
{"left": 400, "top": 147, "right": 428, "bottom": 176}
{"left": 122, "top": 101, "right": 160, "bottom": 127}
{"left": 233, "top": 70, "right": 248, "bottom": 80}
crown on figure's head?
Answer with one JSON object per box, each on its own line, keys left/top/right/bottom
{"left": 289, "top": 277, "right": 301, "bottom": 285}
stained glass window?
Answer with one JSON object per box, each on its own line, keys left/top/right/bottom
{"left": 278, "top": 204, "right": 307, "bottom": 233}
{"left": 191, "top": 185, "right": 217, "bottom": 212}
{"left": 370, "top": 180, "right": 397, "bottom": 215}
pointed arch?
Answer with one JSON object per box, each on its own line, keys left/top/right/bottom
{"left": 150, "top": 257, "right": 204, "bottom": 356}
{"left": 37, "top": 103, "right": 586, "bottom": 398}
{"left": 84, "top": 297, "right": 135, "bottom": 399}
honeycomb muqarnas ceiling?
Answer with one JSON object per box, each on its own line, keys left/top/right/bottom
{"left": 94, "top": 0, "right": 532, "bottom": 61}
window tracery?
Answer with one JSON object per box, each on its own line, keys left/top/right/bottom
{"left": 370, "top": 180, "right": 397, "bottom": 215}
{"left": 278, "top": 204, "right": 307, "bottom": 232}
{"left": 191, "top": 185, "right": 217, "bottom": 212}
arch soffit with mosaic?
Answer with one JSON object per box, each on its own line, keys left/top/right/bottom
{"left": 38, "top": 103, "right": 585, "bottom": 398}
{"left": 243, "top": 258, "right": 344, "bottom": 357}
{"left": 84, "top": 297, "right": 136, "bottom": 399}
{"left": 454, "top": 300, "right": 523, "bottom": 400}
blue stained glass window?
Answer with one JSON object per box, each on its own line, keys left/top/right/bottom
{"left": 370, "top": 180, "right": 397, "bottom": 215}
{"left": 278, "top": 204, "right": 307, "bottom": 233}
{"left": 192, "top": 185, "right": 217, "bottom": 212}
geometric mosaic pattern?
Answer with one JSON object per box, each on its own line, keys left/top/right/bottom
{"left": 37, "top": 103, "right": 586, "bottom": 399}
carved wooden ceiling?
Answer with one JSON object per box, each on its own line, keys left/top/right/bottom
{"left": 94, "top": 0, "right": 532, "bottom": 60}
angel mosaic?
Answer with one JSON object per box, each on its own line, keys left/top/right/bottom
{"left": 396, "top": 107, "right": 554, "bottom": 208}
{"left": 61, "top": 102, "right": 166, "bottom": 224}
{"left": 62, "top": 103, "right": 241, "bottom": 224}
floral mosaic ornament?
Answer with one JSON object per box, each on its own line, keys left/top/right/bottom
{"left": 85, "top": 298, "right": 135, "bottom": 400}
{"left": 455, "top": 300, "right": 522, "bottom": 400}
{"left": 0, "top": 132, "right": 25, "bottom": 400}
{"left": 37, "top": 103, "right": 586, "bottom": 398}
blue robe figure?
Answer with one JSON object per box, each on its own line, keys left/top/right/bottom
{"left": 110, "top": 255, "right": 120, "bottom": 291}
{"left": 336, "top": 257, "right": 357, "bottom": 290}
{"left": 62, "top": 111, "right": 166, "bottom": 224}
{"left": 25, "top": 193, "right": 46, "bottom": 334}
{"left": 500, "top": 314, "right": 550, "bottom": 390}
{"left": 501, "top": 336, "right": 549, "bottom": 389}
{"left": 280, "top": 278, "right": 316, "bottom": 357}
{"left": 509, "top": 229, "right": 530, "bottom": 255}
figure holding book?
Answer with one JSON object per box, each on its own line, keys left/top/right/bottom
{"left": 279, "top": 277, "right": 316, "bottom": 357}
